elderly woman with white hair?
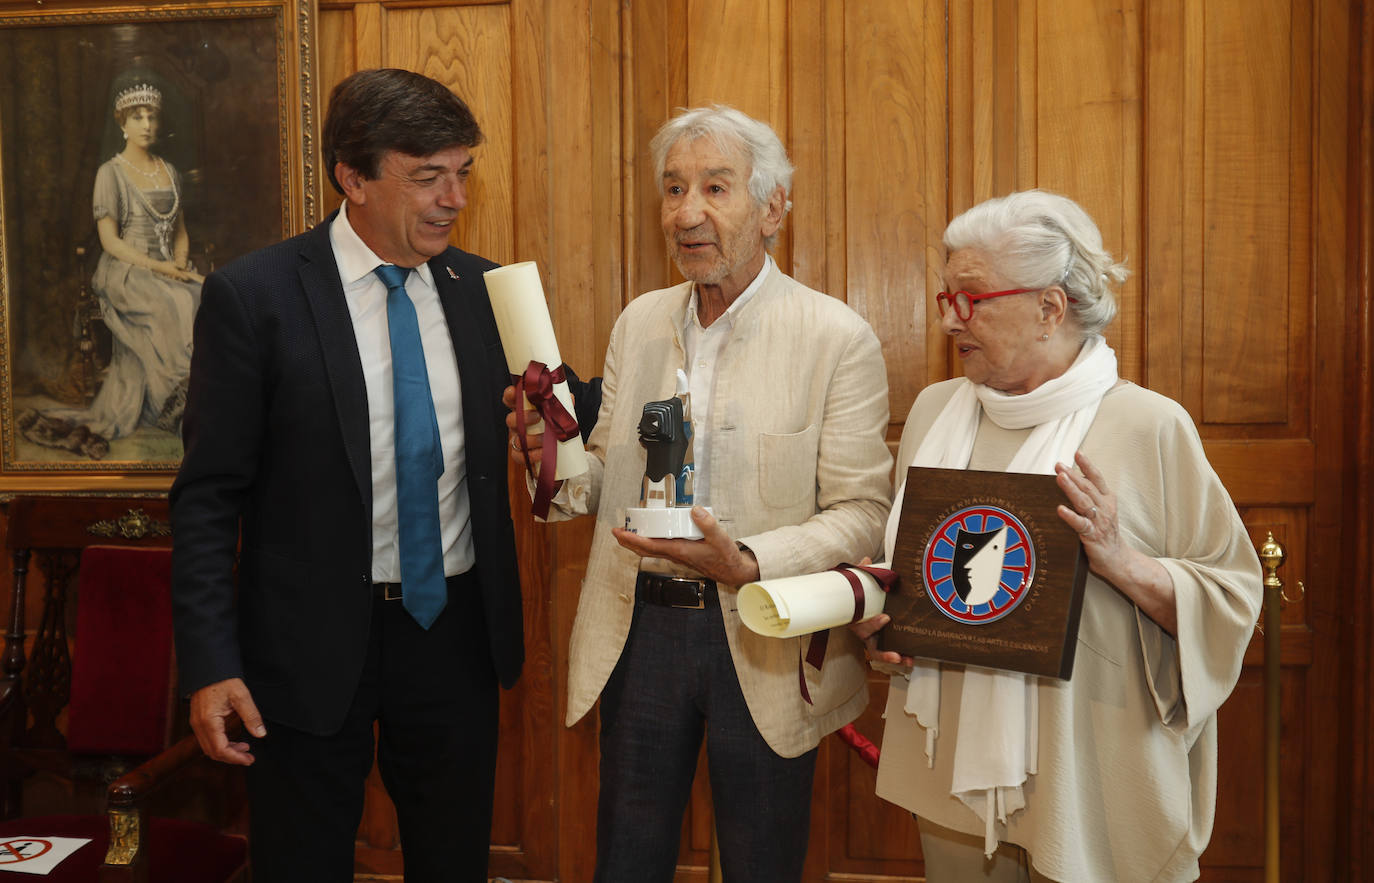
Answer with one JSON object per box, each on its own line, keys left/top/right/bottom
{"left": 855, "top": 190, "right": 1262, "bottom": 881}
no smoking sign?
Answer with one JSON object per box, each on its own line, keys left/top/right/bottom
{"left": 0, "top": 840, "right": 50, "bottom": 862}
{"left": 0, "top": 836, "right": 89, "bottom": 875}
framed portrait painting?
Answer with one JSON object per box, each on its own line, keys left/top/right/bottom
{"left": 0, "top": 0, "right": 320, "bottom": 493}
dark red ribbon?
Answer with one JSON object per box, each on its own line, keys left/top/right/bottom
{"left": 798, "top": 563, "right": 898, "bottom": 705}
{"left": 836, "top": 722, "right": 880, "bottom": 768}
{"left": 512, "top": 361, "right": 581, "bottom": 520}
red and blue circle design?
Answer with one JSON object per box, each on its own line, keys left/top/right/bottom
{"left": 922, "top": 504, "right": 1036, "bottom": 624}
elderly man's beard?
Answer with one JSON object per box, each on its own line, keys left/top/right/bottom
{"left": 667, "top": 216, "right": 766, "bottom": 286}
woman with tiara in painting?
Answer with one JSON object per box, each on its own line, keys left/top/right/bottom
{"left": 19, "top": 79, "right": 203, "bottom": 459}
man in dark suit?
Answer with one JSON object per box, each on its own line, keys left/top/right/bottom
{"left": 170, "top": 69, "right": 522, "bottom": 881}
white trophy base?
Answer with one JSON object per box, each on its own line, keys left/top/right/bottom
{"left": 624, "top": 506, "right": 711, "bottom": 539}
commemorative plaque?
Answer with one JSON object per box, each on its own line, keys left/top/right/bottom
{"left": 877, "top": 466, "right": 1090, "bottom": 679}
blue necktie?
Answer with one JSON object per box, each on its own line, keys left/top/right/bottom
{"left": 375, "top": 264, "right": 447, "bottom": 629}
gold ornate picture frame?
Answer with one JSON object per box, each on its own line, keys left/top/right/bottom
{"left": 0, "top": 0, "right": 319, "bottom": 494}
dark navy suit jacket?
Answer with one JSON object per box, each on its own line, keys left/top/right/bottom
{"left": 170, "top": 212, "right": 523, "bottom": 735}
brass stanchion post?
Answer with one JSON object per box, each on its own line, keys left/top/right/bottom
{"left": 1257, "top": 533, "right": 1285, "bottom": 883}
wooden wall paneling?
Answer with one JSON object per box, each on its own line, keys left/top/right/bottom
{"left": 625, "top": 0, "right": 678, "bottom": 300}
{"left": 498, "top": 0, "right": 557, "bottom": 873}
{"left": 505, "top": 0, "right": 554, "bottom": 866}
{"left": 952, "top": 0, "right": 1022, "bottom": 207}
{"left": 816, "top": 0, "right": 947, "bottom": 877}
{"left": 386, "top": 5, "right": 514, "bottom": 265}
{"left": 1031, "top": 0, "right": 1143, "bottom": 381}
{"left": 1208, "top": 670, "right": 1265, "bottom": 871}
{"left": 681, "top": 0, "right": 791, "bottom": 279}
{"left": 1139, "top": 0, "right": 1346, "bottom": 878}
{"left": 919, "top": 0, "right": 951, "bottom": 393}
{"left": 1349, "top": 0, "right": 1373, "bottom": 872}
{"left": 946, "top": 0, "right": 1023, "bottom": 391}
{"left": 946, "top": 0, "right": 972, "bottom": 216}
{"left": 1143, "top": 0, "right": 1185, "bottom": 402}
{"left": 995, "top": 0, "right": 1022, "bottom": 197}
{"left": 1201, "top": 0, "right": 1304, "bottom": 430}
{"left": 1178, "top": 0, "right": 1208, "bottom": 422}
{"left": 820, "top": 0, "right": 848, "bottom": 318}
{"left": 1012, "top": 0, "right": 1036, "bottom": 193}
{"left": 821, "top": 678, "right": 922, "bottom": 881}
{"left": 543, "top": 0, "right": 623, "bottom": 879}
{"left": 840, "top": 0, "right": 944, "bottom": 424}
{"left": 588, "top": 0, "right": 627, "bottom": 374}
{"left": 315, "top": 2, "right": 386, "bottom": 220}
{"left": 787, "top": 9, "right": 843, "bottom": 876}
{"left": 787, "top": 0, "right": 826, "bottom": 296}
{"left": 1298, "top": 0, "right": 1351, "bottom": 877}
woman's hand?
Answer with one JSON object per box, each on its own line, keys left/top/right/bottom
{"left": 152, "top": 260, "right": 201, "bottom": 283}
{"left": 1055, "top": 451, "right": 1126, "bottom": 564}
{"left": 850, "top": 613, "right": 916, "bottom": 669}
{"left": 176, "top": 260, "right": 205, "bottom": 284}
{"left": 1055, "top": 451, "right": 1178, "bottom": 635}
{"left": 843, "top": 556, "right": 915, "bottom": 668}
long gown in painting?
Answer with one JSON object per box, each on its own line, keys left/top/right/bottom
{"left": 18, "top": 156, "right": 200, "bottom": 458}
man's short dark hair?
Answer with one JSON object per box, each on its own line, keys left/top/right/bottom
{"left": 322, "top": 68, "right": 484, "bottom": 194}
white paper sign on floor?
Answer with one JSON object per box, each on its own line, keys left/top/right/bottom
{"left": 0, "top": 837, "right": 92, "bottom": 875}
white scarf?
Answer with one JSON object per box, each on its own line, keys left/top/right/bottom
{"left": 882, "top": 334, "right": 1118, "bottom": 856}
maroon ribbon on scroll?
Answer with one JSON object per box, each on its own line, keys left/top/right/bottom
{"left": 798, "top": 563, "right": 899, "bottom": 706}
{"left": 512, "top": 361, "right": 581, "bottom": 520}
{"left": 836, "top": 723, "right": 881, "bottom": 769}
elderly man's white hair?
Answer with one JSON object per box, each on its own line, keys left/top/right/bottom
{"left": 944, "top": 189, "right": 1129, "bottom": 338}
{"left": 650, "top": 104, "right": 794, "bottom": 250}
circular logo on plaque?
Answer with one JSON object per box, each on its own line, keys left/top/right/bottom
{"left": 923, "top": 504, "right": 1035, "bottom": 625}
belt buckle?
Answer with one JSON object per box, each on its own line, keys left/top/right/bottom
{"left": 670, "top": 579, "right": 705, "bottom": 610}
{"left": 383, "top": 583, "right": 403, "bottom": 601}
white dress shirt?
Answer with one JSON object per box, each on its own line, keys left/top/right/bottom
{"left": 330, "top": 204, "right": 475, "bottom": 582}
{"left": 681, "top": 254, "right": 773, "bottom": 505}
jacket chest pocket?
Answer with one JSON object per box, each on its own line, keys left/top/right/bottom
{"left": 757, "top": 424, "right": 820, "bottom": 509}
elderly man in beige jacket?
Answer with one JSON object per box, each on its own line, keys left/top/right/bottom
{"left": 507, "top": 105, "right": 891, "bottom": 881}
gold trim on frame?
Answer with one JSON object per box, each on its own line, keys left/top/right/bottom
{"left": 0, "top": 0, "right": 319, "bottom": 495}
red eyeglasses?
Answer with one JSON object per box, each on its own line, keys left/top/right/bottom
{"left": 936, "top": 287, "right": 1075, "bottom": 321}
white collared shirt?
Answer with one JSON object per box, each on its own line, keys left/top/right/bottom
{"left": 681, "top": 254, "right": 773, "bottom": 505}
{"left": 330, "top": 204, "right": 474, "bottom": 582}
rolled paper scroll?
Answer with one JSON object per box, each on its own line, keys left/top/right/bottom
{"left": 739, "top": 564, "right": 895, "bottom": 638}
{"left": 741, "top": 563, "right": 898, "bottom": 706}
{"left": 484, "top": 262, "right": 588, "bottom": 518}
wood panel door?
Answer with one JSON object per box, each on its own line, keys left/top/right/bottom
{"left": 1140, "top": 1, "right": 1349, "bottom": 877}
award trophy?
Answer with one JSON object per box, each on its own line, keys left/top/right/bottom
{"left": 878, "top": 466, "right": 1090, "bottom": 679}
{"left": 623, "top": 371, "right": 711, "bottom": 539}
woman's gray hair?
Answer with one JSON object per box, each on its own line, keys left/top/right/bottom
{"left": 650, "top": 104, "right": 794, "bottom": 250}
{"left": 943, "top": 189, "right": 1128, "bottom": 337}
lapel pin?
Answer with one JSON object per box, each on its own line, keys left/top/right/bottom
{"left": 447, "top": 267, "right": 460, "bottom": 280}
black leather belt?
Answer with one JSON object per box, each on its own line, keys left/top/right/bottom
{"left": 373, "top": 572, "right": 471, "bottom": 601}
{"left": 373, "top": 581, "right": 404, "bottom": 601}
{"left": 635, "top": 572, "right": 718, "bottom": 609}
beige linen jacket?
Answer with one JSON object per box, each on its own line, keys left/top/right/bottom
{"left": 875, "top": 379, "right": 1264, "bottom": 882}
{"left": 547, "top": 265, "right": 893, "bottom": 758}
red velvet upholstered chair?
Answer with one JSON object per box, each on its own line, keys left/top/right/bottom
{"left": 0, "top": 498, "right": 248, "bottom": 883}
